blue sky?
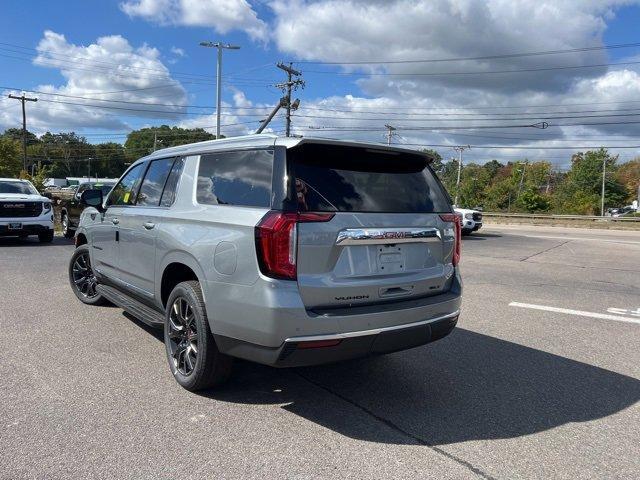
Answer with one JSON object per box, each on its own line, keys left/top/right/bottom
{"left": 1, "top": 0, "right": 640, "bottom": 165}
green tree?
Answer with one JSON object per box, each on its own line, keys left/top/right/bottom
{"left": 615, "top": 158, "right": 640, "bottom": 204}
{"left": 516, "top": 189, "right": 551, "bottom": 212}
{"left": 0, "top": 137, "right": 22, "bottom": 177}
{"left": 2, "top": 127, "right": 38, "bottom": 146}
{"left": 93, "top": 143, "right": 127, "bottom": 178}
{"left": 554, "top": 149, "right": 627, "bottom": 214}
{"left": 124, "top": 126, "right": 215, "bottom": 161}
{"left": 36, "top": 132, "right": 94, "bottom": 177}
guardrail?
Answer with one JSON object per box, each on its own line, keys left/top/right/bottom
{"left": 482, "top": 212, "right": 640, "bottom": 222}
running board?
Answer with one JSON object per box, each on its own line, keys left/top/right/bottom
{"left": 96, "top": 284, "right": 165, "bottom": 328}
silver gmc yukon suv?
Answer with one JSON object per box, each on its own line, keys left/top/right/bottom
{"left": 69, "top": 135, "right": 462, "bottom": 391}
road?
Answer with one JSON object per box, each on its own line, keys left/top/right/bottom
{"left": 1, "top": 225, "right": 638, "bottom": 479}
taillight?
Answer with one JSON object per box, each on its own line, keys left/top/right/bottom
{"left": 439, "top": 213, "right": 461, "bottom": 266}
{"left": 255, "top": 211, "right": 334, "bottom": 280}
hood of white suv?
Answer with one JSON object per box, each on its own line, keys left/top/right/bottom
{"left": 454, "top": 207, "right": 479, "bottom": 215}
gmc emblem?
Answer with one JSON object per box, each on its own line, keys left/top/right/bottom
{"left": 382, "top": 231, "right": 407, "bottom": 239}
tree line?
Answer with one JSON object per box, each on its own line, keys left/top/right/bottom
{"left": 0, "top": 126, "right": 215, "bottom": 182}
{"left": 0, "top": 126, "right": 638, "bottom": 214}
{"left": 425, "top": 149, "right": 639, "bottom": 215}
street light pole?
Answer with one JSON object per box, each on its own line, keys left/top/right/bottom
{"left": 200, "top": 42, "right": 240, "bottom": 139}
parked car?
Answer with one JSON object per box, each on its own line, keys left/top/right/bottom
{"left": 69, "top": 135, "right": 462, "bottom": 391}
{"left": 454, "top": 207, "right": 483, "bottom": 235}
{"left": 59, "top": 181, "right": 116, "bottom": 238}
{"left": 0, "top": 178, "right": 54, "bottom": 242}
{"left": 612, "top": 206, "right": 636, "bottom": 217}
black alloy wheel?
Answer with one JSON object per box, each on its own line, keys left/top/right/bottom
{"left": 167, "top": 297, "right": 199, "bottom": 376}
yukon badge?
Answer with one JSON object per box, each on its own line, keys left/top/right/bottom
{"left": 335, "top": 295, "right": 370, "bottom": 301}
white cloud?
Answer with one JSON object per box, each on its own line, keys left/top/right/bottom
{"left": 170, "top": 46, "right": 185, "bottom": 57}
{"left": 0, "top": 30, "right": 187, "bottom": 133}
{"left": 120, "top": 0, "right": 268, "bottom": 41}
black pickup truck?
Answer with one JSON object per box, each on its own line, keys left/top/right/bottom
{"left": 58, "top": 182, "right": 115, "bottom": 237}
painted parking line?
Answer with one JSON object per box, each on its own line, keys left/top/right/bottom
{"left": 509, "top": 302, "right": 640, "bottom": 325}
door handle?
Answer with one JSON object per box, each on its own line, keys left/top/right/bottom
{"left": 111, "top": 218, "right": 119, "bottom": 225}
{"left": 143, "top": 222, "right": 155, "bottom": 230}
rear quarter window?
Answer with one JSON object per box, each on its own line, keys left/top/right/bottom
{"left": 196, "top": 149, "right": 273, "bottom": 208}
{"left": 289, "top": 144, "right": 450, "bottom": 213}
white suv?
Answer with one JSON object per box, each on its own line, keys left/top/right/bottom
{"left": 454, "top": 207, "right": 482, "bottom": 235}
{"left": 0, "top": 178, "right": 54, "bottom": 242}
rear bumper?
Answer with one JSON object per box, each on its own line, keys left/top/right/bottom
{"left": 215, "top": 310, "right": 459, "bottom": 367}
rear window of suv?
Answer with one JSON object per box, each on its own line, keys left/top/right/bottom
{"left": 288, "top": 144, "right": 450, "bottom": 213}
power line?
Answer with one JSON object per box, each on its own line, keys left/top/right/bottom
{"left": 294, "top": 112, "right": 640, "bottom": 122}
{"left": 303, "top": 59, "right": 640, "bottom": 76}
{"left": 296, "top": 98, "right": 640, "bottom": 111}
{"left": 289, "top": 41, "right": 640, "bottom": 65}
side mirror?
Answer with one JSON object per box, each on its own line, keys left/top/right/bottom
{"left": 80, "top": 189, "right": 104, "bottom": 211}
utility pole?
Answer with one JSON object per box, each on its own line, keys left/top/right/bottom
{"left": 255, "top": 97, "right": 287, "bottom": 134}
{"left": 452, "top": 145, "right": 470, "bottom": 206}
{"left": 276, "top": 62, "right": 304, "bottom": 136}
{"left": 385, "top": 124, "right": 397, "bottom": 145}
{"left": 601, "top": 157, "right": 607, "bottom": 216}
{"left": 8, "top": 93, "right": 38, "bottom": 172}
{"left": 517, "top": 161, "right": 528, "bottom": 198}
{"left": 200, "top": 41, "right": 241, "bottom": 139}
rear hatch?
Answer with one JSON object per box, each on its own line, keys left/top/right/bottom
{"left": 288, "top": 142, "right": 456, "bottom": 310}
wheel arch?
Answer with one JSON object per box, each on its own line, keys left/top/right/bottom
{"left": 75, "top": 232, "right": 88, "bottom": 246}
{"left": 158, "top": 252, "right": 206, "bottom": 308}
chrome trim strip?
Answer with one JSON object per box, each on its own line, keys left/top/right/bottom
{"left": 284, "top": 310, "right": 459, "bottom": 343}
{"left": 335, "top": 227, "right": 441, "bottom": 245}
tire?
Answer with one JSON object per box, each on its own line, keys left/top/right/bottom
{"left": 164, "top": 280, "right": 233, "bottom": 391}
{"left": 38, "top": 230, "right": 54, "bottom": 243}
{"left": 461, "top": 229, "right": 472, "bottom": 236}
{"left": 68, "top": 244, "right": 106, "bottom": 305}
{"left": 61, "top": 212, "right": 75, "bottom": 238}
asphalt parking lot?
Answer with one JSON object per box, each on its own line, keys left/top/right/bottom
{"left": 1, "top": 224, "right": 638, "bottom": 480}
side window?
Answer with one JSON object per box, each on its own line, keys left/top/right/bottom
{"left": 196, "top": 150, "right": 273, "bottom": 207}
{"left": 160, "top": 157, "right": 185, "bottom": 207}
{"left": 106, "top": 163, "right": 145, "bottom": 207}
{"left": 137, "top": 158, "right": 175, "bottom": 207}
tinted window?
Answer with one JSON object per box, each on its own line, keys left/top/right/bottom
{"left": 0, "top": 181, "right": 36, "bottom": 195}
{"left": 137, "top": 158, "right": 175, "bottom": 206}
{"left": 290, "top": 144, "right": 450, "bottom": 213}
{"left": 197, "top": 150, "right": 273, "bottom": 207}
{"left": 106, "top": 163, "right": 145, "bottom": 206}
{"left": 98, "top": 184, "right": 116, "bottom": 196}
{"left": 160, "top": 158, "right": 184, "bottom": 207}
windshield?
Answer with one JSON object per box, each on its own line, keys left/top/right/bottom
{"left": 289, "top": 144, "right": 451, "bottom": 213}
{"left": 97, "top": 184, "right": 116, "bottom": 195}
{"left": 0, "top": 180, "right": 37, "bottom": 195}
